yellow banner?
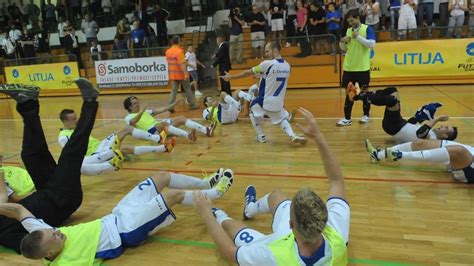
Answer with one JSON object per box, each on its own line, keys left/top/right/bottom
{"left": 5, "top": 62, "right": 80, "bottom": 90}
{"left": 370, "top": 39, "right": 474, "bottom": 78}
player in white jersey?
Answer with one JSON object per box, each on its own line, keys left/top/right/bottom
{"left": 347, "top": 84, "right": 458, "bottom": 143}
{"left": 366, "top": 138, "right": 474, "bottom": 184}
{"left": 202, "top": 88, "right": 256, "bottom": 124}
{"left": 59, "top": 109, "right": 176, "bottom": 176}
{"left": 194, "top": 108, "right": 349, "bottom": 265}
{"left": 221, "top": 41, "right": 306, "bottom": 144}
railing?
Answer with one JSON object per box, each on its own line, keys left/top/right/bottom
{"left": 1, "top": 54, "right": 77, "bottom": 68}
{"left": 374, "top": 25, "right": 473, "bottom": 40}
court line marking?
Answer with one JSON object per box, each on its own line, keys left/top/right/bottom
{"left": 1, "top": 117, "right": 474, "bottom": 121}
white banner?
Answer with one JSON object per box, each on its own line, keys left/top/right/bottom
{"left": 94, "top": 57, "right": 169, "bottom": 88}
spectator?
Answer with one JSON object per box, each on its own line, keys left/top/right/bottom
{"left": 270, "top": 0, "right": 285, "bottom": 45}
{"left": 285, "top": 0, "right": 297, "bottom": 47}
{"left": 0, "top": 3, "right": 10, "bottom": 27}
{"left": 112, "top": 37, "right": 128, "bottom": 59}
{"left": 81, "top": 13, "right": 99, "bottom": 48}
{"left": 362, "top": 0, "right": 381, "bottom": 31}
{"left": 326, "top": 3, "right": 341, "bottom": 53}
{"left": 71, "top": 0, "right": 82, "bottom": 19}
{"left": 228, "top": 7, "right": 244, "bottom": 64}
{"left": 90, "top": 40, "right": 105, "bottom": 61}
{"left": 295, "top": 0, "right": 311, "bottom": 57}
{"left": 469, "top": 0, "right": 474, "bottom": 37}
{"left": 417, "top": 0, "right": 434, "bottom": 36}
{"left": 116, "top": 0, "right": 130, "bottom": 19}
{"left": 90, "top": 0, "right": 101, "bottom": 20}
{"left": 248, "top": 5, "right": 266, "bottom": 59}
{"left": 58, "top": 17, "right": 68, "bottom": 48}
{"left": 186, "top": 44, "right": 206, "bottom": 98}
{"left": 253, "top": 0, "right": 266, "bottom": 12}
{"left": 82, "top": 0, "right": 90, "bottom": 17}
{"left": 439, "top": 0, "right": 449, "bottom": 36}
{"left": 102, "top": 0, "right": 113, "bottom": 26}
{"left": 447, "top": 0, "right": 468, "bottom": 38}
{"left": 308, "top": 3, "right": 329, "bottom": 55}
{"left": 212, "top": 32, "right": 232, "bottom": 95}
{"left": 153, "top": 3, "right": 170, "bottom": 46}
{"left": 390, "top": 0, "right": 401, "bottom": 39}
{"left": 57, "top": 0, "right": 67, "bottom": 21}
{"left": 20, "top": 28, "right": 36, "bottom": 64}
{"left": 166, "top": 35, "right": 198, "bottom": 110}
{"left": 130, "top": 20, "right": 146, "bottom": 57}
{"left": 7, "top": 0, "right": 21, "bottom": 24}
{"left": 116, "top": 18, "right": 131, "bottom": 50}
{"left": 44, "top": 0, "right": 57, "bottom": 32}
{"left": 64, "top": 27, "right": 83, "bottom": 68}
{"left": 26, "top": 0, "right": 40, "bottom": 27}
{"left": 1, "top": 31, "right": 16, "bottom": 60}
{"left": 343, "top": 0, "right": 360, "bottom": 17}
{"left": 134, "top": 2, "right": 152, "bottom": 47}
{"left": 398, "top": 0, "right": 417, "bottom": 40}
{"left": 19, "top": 0, "right": 29, "bottom": 25}
{"left": 35, "top": 20, "right": 51, "bottom": 56}
{"left": 9, "top": 24, "right": 23, "bottom": 59}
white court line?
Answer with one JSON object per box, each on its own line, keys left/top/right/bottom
{"left": 1, "top": 117, "right": 474, "bottom": 121}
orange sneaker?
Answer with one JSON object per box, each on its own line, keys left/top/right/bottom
{"left": 347, "top": 82, "right": 361, "bottom": 101}
{"left": 165, "top": 137, "right": 177, "bottom": 152}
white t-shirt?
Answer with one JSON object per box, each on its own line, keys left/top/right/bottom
{"left": 400, "top": 0, "right": 417, "bottom": 16}
{"left": 236, "top": 198, "right": 350, "bottom": 265}
{"left": 9, "top": 29, "right": 22, "bottom": 42}
{"left": 185, "top": 51, "right": 197, "bottom": 71}
{"left": 252, "top": 58, "right": 291, "bottom": 112}
{"left": 450, "top": 0, "right": 465, "bottom": 16}
{"left": 393, "top": 122, "right": 437, "bottom": 143}
{"left": 364, "top": 3, "right": 380, "bottom": 25}
{"left": 58, "top": 22, "right": 67, "bottom": 37}
{"left": 90, "top": 44, "right": 102, "bottom": 53}
{"left": 2, "top": 38, "right": 15, "bottom": 54}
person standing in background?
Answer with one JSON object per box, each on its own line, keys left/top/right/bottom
{"left": 285, "top": 0, "right": 297, "bottom": 47}
{"left": 212, "top": 32, "right": 232, "bottom": 95}
{"left": 447, "top": 0, "right": 468, "bottom": 38}
{"left": 468, "top": 0, "right": 474, "bottom": 37}
{"left": 228, "top": 7, "right": 244, "bottom": 64}
{"left": 185, "top": 44, "right": 206, "bottom": 98}
{"left": 389, "top": 0, "right": 401, "bottom": 39}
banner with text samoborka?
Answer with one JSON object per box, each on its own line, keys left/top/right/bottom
{"left": 94, "top": 57, "right": 169, "bottom": 88}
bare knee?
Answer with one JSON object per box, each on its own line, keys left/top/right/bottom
{"left": 155, "top": 122, "right": 169, "bottom": 132}
{"left": 161, "top": 189, "right": 184, "bottom": 207}
{"left": 268, "top": 189, "right": 290, "bottom": 214}
{"left": 411, "top": 139, "right": 426, "bottom": 150}
{"left": 446, "top": 146, "right": 472, "bottom": 170}
{"left": 150, "top": 171, "right": 171, "bottom": 191}
{"left": 120, "top": 145, "right": 134, "bottom": 155}
{"left": 173, "top": 116, "right": 186, "bottom": 126}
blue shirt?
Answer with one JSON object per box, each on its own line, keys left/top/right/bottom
{"left": 229, "top": 15, "right": 243, "bottom": 35}
{"left": 390, "top": 0, "right": 401, "bottom": 8}
{"left": 131, "top": 29, "right": 145, "bottom": 44}
{"left": 326, "top": 11, "right": 341, "bottom": 31}
{"left": 366, "top": 25, "right": 376, "bottom": 41}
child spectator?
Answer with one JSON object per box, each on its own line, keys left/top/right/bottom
{"left": 398, "top": 0, "right": 418, "bottom": 40}
{"left": 185, "top": 45, "right": 206, "bottom": 98}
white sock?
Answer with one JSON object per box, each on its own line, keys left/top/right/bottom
{"left": 280, "top": 119, "right": 296, "bottom": 139}
{"left": 401, "top": 148, "right": 450, "bottom": 165}
{"left": 83, "top": 150, "right": 115, "bottom": 164}
{"left": 169, "top": 173, "right": 208, "bottom": 189}
{"left": 133, "top": 145, "right": 167, "bottom": 155}
{"left": 181, "top": 188, "right": 221, "bottom": 206}
{"left": 238, "top": 91, "right": 253, "bottom": 102}
{"left": 81, "top": 162, "right": 115, "bottom": 176}
{"left": 248, "top": 84, "right": 258, "bottom": 96}
{"left": 168, "top": 125, "right": 189, "bottom": 138}
{"left": 244, "top": 194, "right": 270, "bottom": 219}
{"left": 185, "top": 119, "right": 207, "bottom": 134}
{"left": 392, "top": 142, "right": 413, "bottom": 152}
{"left": 132, "top": 128, "right": 161, "bottom": 143}
{"left": 250, "top": 113, "right": 264, "bottom": 135}
{"left": 214, "top": 209, "right": 231, "bottom": 225}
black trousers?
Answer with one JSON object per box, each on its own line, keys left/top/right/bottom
{"left": 219, "top": 68, "right": 232, "bottom": 95}
{"left": 0, "top": 100, "right": 98, "bottom": 253}
{"left": 342, "top": 70, "right": 371, "bottom": 120}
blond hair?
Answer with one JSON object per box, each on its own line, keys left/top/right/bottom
{"left": 291, "top": 187, "right": 328, "bottom": 244}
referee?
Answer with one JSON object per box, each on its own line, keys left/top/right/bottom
{"left": 337, "top": 9, "right": 376, "bottom": 127}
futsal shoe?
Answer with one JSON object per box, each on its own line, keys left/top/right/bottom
{"left": 256, "top": 134, "right": 267, "bottom": 143}
{"left": 288, "top": 109, "right": 296, "bottom": 123}
{"left": 292, "top": 135, "right": 307, "bottom": 145}
{"left": 365, "top": 139, "right": 380, "bottom": 163}
{"left": 216, "top": 169, "right": 234, "bottom": 196}
{"left": 206, "top": 122, "right": 217, "bottom": 137}
{"left": 111, "top": 135, "right": 121, "bottom": 151}
{"left": 0, "top": 83, "right": 40, "bottom": 103}
{"left": 165, "top": 137, "right": 177, "bottom": 153}
{"left": 336, "top": 118, "right": 352, "bottom": 127}
{"left": 109, "top": 150, "right": 125, "bottom": 170}
{"left": 346, "top": 82, "right": 361, "bottom": 101}
{"left": 203, "top": 168, "right": 224, "bottom": 188}
{"left": 386, "top": 148, "right": 402, "bottom": 162}
{"left": 75, "top": 78, "right": 100, "bottom": 101}
{"left": 159, "top": 126, "right": 169, "bottom": 144}
{"left": 243, "top": 185, "right": 257, "bottom": 220}
{"left": 188, "top": 128, "right": 197, "bottom": 142}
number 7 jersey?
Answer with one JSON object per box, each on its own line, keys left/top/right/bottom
{"left": 251, "top": 58, "right": 290, "bottom": 112}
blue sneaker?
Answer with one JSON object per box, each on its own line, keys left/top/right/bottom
{"left": 415, "top": 102, "right": 442, "bottom": 122}
{"left": 243, "top": 185, "right": 257, "bottom": 220}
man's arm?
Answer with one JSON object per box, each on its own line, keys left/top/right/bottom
{"left": 296, "top": 107, "right": 345, "bottom": 199}
{"left": 353, "top": 26, "right": 376, "bottom": 49}
{"left": 193, "top": 192, "right": 237, "bottom": 262}
{"left": 220, "top": 68, "right": 254, "bottom": 81}
{"left": 152, "top": 100, "right": 181, "bottom": 115}
{"left": 128, "top": 109, "right": 147, "bottom": 126}
{"left": 0, "top": 203, "right": 34, "bottom": 221}
{"left": 416, "top": 115, "right": 449, "bottom": 139}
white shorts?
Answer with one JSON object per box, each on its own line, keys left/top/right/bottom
{"left": 147, "top": 118, "right": 173, "bottom": 134}
{"left": 441, "top": 140, "right": 474, "bottom": 183}
{"left": 111, "top": 177, "right": 176, "bottom": 247}
{"left": 94, "top": 133, "right": 116, "bottom": 154}
{"left": 250, "top": 32, "right": 266, "bottom": 48}
{"left": 398, "top": 15, "right": 417, "bottom": 33}
{"left": 221, "top": 95, "right": 241, "bottom": 124}
{"left": 234, "top": 200, "right": 291, "bottom": 247}
{"left": 251, "top": 104, "right": 289, "bottom": 125}
{"left": 271, "top": 19, "right": 284, "bottom": 31}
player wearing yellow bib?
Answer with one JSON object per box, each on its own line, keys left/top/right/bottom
{"left": 123, "top": 96, "right": 217, "bottom": 143}
{"left": 59, "top": 109, "right": 175, "bottom": 176}
{"left": 202, "top": 90, "right": 255, "bottom": 124}
{"left": 0, "top": 168, "right": 234, "bottom": 264}
{"left": 194, "top": 108, "right": 350, "bottom": 265}
{"left": 0, "top": 162, "right": 35, "bottom": 203}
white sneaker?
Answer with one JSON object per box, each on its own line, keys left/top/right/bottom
{"left": 256, "top": 134, "right": 266, "bottom": 143}
{"left": 195, "top": 90, "right": 203, "bottom": 97}
{"left": 285, "top": 42, "right": 291, "bottom": 47}
{"left": 336, "top": 118, "right": 352, "bottom": 127}
{"left": 359, "top": 115, "right": 370, "bottom": 124}
{"left": 292, "top": 135, "right": 307, "bottom": 145}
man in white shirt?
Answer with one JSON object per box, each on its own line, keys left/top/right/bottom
{"left": 221, "top": 41, "right": 306, "bottom": 144}
{"left": 8, "top": 24, "right": 22, "bottom": 58}
{"left": 1, "top": 31, "right": 16, "bottom": 60}
{"left": 194, "top": 108, "right": 349, "bottom": 265}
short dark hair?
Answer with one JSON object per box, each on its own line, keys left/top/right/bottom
{"left": 267, "top": 40, "right": 281, "bottom": 51}
{"left": 59, "top": 109, "right": 75, "bottom": 121}
{"left": 123, "top": 96, "right": 137, "bottom": 112}
{"left": 20, "top": 231, "right": 46, "bottom": 259}
{"left": 447, "top": 127, "right": 458, "bottom": 141}
{"left": 171, "top": 35, "right": 180, "bottom": 45}
{"left": 203, "top": 96, "right": 213, "bottom": 107}
{"left": 328, "top": 2, "right": 336, "bottom": 8}
{"left": 346, "top": 9, "right": 360, "bottom": 19}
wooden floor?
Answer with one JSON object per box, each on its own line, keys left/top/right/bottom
{"left": 0, "top": 85, "right": 473, "bottom": 266}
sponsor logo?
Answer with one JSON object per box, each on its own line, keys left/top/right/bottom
{"left": 29, "top": 73, "right": 54, "bottom": 82}
{"left": 63, "top": 65, "right": 71, "bottom": 75}
{"left": 101, "top": 61, "right": 167, "bottom": 75}
{"left": 97, "top": 63, "right": 107, "bottom": 76}
{"left": 394, "top": 52, "right": 444, "bottom": 65}
{"left": 466, "top": 42, "right": 474, "bottom": 56}
{"left": 457, "top": 63, "right": 474, "bottom": 71}
{"left": 12, "top": 69, "right": 19, "bottom": 78}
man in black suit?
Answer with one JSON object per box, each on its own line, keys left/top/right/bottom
{"left": 212, "top": 33, "right": 231, "bottom": 95}
{"left": 64, "top": 27, "right": 83, "bottom": 69}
